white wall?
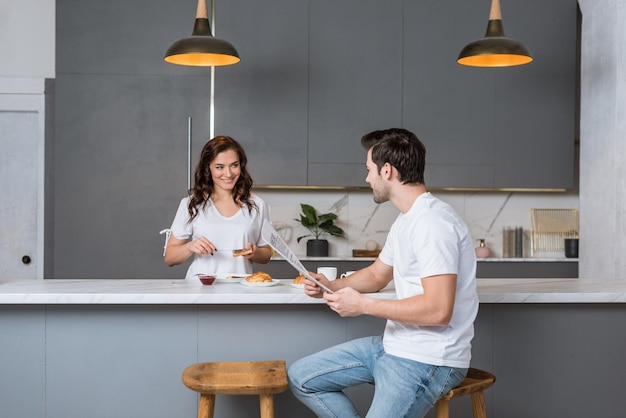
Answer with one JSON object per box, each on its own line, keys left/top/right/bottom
{"left": 578, "top": 0, "right": 626, "bottom": 279}
{"left": 0, "top": 0, "right": 55, "bottom": 79}
{"left": 260, "top": 188, "right": 579, "bottom": 258}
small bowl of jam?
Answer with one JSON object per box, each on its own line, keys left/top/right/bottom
{"left": 198, "top": 275, "right": 216, "bottom": 285}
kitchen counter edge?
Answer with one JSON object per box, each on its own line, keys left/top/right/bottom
{"left": 0, "top": 278, "right": 625, "bottom": 304}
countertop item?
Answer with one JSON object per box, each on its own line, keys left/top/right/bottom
{"left": 0, "top": 278, "right": 623, "bottom": 305}
{"left": 531, "top": 208, "right": 579, "bottom": 257}
{"left": 352, "top": 249, "right": 381, "bottom": 257}
{"left": 281, "top": 256, "right": 577, "bottom": 262}
{"left": 475, "top": 238, "right": 491, "bottom": 258}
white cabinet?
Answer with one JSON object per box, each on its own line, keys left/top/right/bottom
{"left": 0, "top": 79, "right": 46, "bottom": 279}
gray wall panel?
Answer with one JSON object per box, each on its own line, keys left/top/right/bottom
{"left": 216, "top": 0, "right": 309, "bottom": 186}
{"left": 53, "top": 74, "right": 208, "bottom": 278}
{"left": 45, "top": 306, "right": 198, "bottom": 418}
{"left": 492, "top": 304, "right": 626, "bottom": 417}
{"left": 197, "top": 305, "right": 348, "bottom": 417}
{"left": 56, "top": 0, "right": 205, "bottom": 77}
{"left": 403, "top": 0, "right": 496, "bottom": 184}
{"left": 494, "top": 0, "right": 577, "bottom": 189}
{"left": 5, "top": 303, "right": 624, "bottom": 417}
{"left": 426, "top": 164, "right": 496, "bottom": 189}
{"left": 0, "top": 306, "right": 46, "bottom": 418}
{"left": 308, "top": 0, "right": 403, "bottom": 170}
{"left": 308, "top": 162, "right": 368, "bottom": 187}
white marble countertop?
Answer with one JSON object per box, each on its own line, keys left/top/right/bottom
{"left": 282, "top": 257, "right": 577, "bottom": 262}
{"left": 0, "top": 278, "right": 625, "bottom": 304}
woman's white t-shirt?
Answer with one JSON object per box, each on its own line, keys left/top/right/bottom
{"left": 168, "top": 194, "right": 270, "bottom": 278}
{"left": 378, "top": 192, "right": 478, "bottom": 368}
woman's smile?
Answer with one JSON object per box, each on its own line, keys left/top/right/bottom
{"left": 210, "top": 150, "right": 241, "bottom": 190}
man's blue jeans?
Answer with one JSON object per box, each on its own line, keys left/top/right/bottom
{"left": 288, "top": 335, "right": 466, "bottom": 418}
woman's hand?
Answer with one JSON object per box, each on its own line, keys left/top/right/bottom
{"left": 243, "top": 243, "right": 272, "bottom": 264}
{"left": 186, "top": 237, "right": 217, "bottom": 255}
{"left": 240, "top": 243, "right": 256, "bottom": 259}
{"left": 165, "top": 235, "right": 215, "bottom": 267}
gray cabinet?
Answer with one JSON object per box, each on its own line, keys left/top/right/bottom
{"left": 403, "top": 0, "right": 497, "bottom": 189}
{"left": 403, "top": 0, "right": 577, "bottom": 190}
{"left": 255, "top": 260, "right": 372, "bottom": 279}
{"left": 53, "top": 74, "right": 204, "bottom": 278}
{"left": 258, "top": 259, "right": 578, "bottom": 279}
{"left": 216, "top": 0, "right": 310, "bottom": 186}
{"left": 477, "top": 261, "right": 578, "bottom": 278}
{"left": 216, "top": 0, "right": 403, "bottom": 188}
{"left": 56, "top": 0, "right": 577, "bottom": 190}
{"left": 492, "top": 0, "right": 577, "bottom": 189}
{"left": 54, "top": 0, "right": 215, "bottom": 278}
{"left": 217, "top": 0, "right": 577, "bottom": 189}
{"left": 306, "top": 0, "right": 403, "bottom": 187}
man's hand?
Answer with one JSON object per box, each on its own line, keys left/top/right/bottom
{"left": 323, "top": 287, "right": 365, "bottom": 317}
{"left": 303, "top": 271, "right": 331, "bottom": 298}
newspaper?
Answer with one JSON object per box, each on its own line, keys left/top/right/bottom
{"left": 261, "top": 220, "right": 334, "bottom": 293}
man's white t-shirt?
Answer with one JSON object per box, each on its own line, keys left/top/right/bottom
{"left": 378, "top": 192, "right": 478, "bottom": 368}
{"left": 168, "top": 194, "right": 270, "bottom": 278}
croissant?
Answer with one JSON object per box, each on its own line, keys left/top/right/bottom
{"left": 246, "top": 271, "right": 273, "bottom": 283}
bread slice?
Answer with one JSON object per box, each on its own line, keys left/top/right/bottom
{"left": 232, "top": 248, "right": 253, "bottom": 257}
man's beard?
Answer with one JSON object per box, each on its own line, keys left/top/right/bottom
{"left": 372, "top": 185, "right": 389, "bottom": 204}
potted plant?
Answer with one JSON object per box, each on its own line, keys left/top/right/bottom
{"left": 295, "top": 203, "right": 345, "bottom": 256}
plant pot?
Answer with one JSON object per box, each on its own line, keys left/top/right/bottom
{"left": 307, "top": 239, "right": 329, "bottom": 257}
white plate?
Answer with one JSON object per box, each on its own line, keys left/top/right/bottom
{"left": 239, "top": 279, "right": 280, "bottom": 287}
{"left": 216, "top": 273, "right": 251, "bottom": 283}
{"left": 290, "top": 283, "right": 304, "bottom": 289}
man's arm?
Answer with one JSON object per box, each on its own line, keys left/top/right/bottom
{"left": 304, "top": 258, "right": 393, "bottom": 298}
{"left": 324, "top": 273, "right": 457, "bottom": 326}
{"left": 330, "top": 258, "right": 393, "bottom": 293}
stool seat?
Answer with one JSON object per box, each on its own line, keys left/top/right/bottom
{"left": 182, "top": 360, "right": 288, "bottom": 418}
{"left": 435, "top": 367, "right": 496, "bottom": 418}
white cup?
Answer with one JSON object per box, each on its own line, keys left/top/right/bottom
{"left": 340, "top": 271, "right": 356, "bottom": 278}
{"left": 317, "top": 267, "right": 337, "bottom": 281}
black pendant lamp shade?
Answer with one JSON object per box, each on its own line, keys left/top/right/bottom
{"left": 164, "top": 0, "right": 240, "bottom": 67}
{"left": 457, "top": 0, "right": 532, "bottom": 67}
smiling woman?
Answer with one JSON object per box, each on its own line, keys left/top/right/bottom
{"left": 162, "top": 136, "right": 272, "bottom": 278}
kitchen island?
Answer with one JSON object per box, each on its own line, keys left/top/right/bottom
{"left": 1, "top": 278, "right": 625, "bottom": 418}
{"left": 0, "top": 277, "right": 620, "bottom": 304}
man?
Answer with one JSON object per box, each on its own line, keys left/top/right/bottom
{"left": 288, "top": 128, "right": 479, "bottom": 418}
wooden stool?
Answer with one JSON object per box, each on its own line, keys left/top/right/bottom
{"left": 434, "top": 367, "right": 496, "bottom": 418}
{"left": 181, "top": 360, "right": 288, "bottom": 418}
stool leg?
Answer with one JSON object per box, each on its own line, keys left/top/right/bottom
{"left": 470, "top": 391, "right": 487, "bottom": 418}
{"left": 434, "top": 399, "right": 450, "bottom": 418}
{"left": 258, "top": 394, "right": 275, "bottom": 418}
{"left": 198, "top": 394, "right": 215, "bottom": 418}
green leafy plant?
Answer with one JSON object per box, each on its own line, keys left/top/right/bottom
{"left": 295, "top": 203, "right": 345, "bottom": 243}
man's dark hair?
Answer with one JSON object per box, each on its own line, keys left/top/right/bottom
{"left": 361, "top": 128, "right": 426, "bottom": 185}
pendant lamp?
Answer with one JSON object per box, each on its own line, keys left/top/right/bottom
{"left": 457, "top": 0, "right": 532, "bottom": 67}
{"left": 164, "top": 0, "right": 240, "bottom": 67}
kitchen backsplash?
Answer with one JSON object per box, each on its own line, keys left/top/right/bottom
{"left": 258, "top": 189, "right": 579, "bottom": 258}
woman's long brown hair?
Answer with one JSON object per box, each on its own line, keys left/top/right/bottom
{"left": 187, "top": 136, "right": 257, "bottom": 222}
